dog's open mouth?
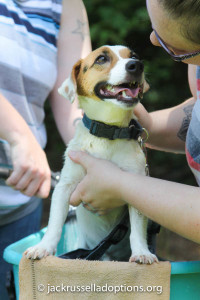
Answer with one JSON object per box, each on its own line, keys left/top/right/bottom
{"left": 95, "top": 82, "right": 143, "bottom": 104}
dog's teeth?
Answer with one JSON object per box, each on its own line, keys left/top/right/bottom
{"left": 122, "top": 91, "right": 127, "bottom": 97}
{"left": 131, "top": 81, "right": 138, "bottom": 87}
{"left": 106, "top": 85, "right": 115, "bottom": 93}
{"left": 106, "top": 85, "right": 112, "bottom": 91}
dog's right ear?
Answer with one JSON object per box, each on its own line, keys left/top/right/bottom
{"left": 143, "top": 79, "right": 150, "bottom": 93}
{"left": 58, "top": 59, "right": 82, "bottom": 103}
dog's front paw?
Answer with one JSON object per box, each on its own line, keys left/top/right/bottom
{"left": 129, "top": 252, "right": 158, "bottom": 264}
{"left": 24, "top": 242, "right": 56, "bottom": 260}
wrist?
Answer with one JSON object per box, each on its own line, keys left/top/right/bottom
{"left": 8, "top": 129, "right": 43, "bottom": 160}
{"left": 7, "top": 129, "right": 31, "bottom": 147}
{"left": 117, "top": 169, "right": 131, "bottom": 204}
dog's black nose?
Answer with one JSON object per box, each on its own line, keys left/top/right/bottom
{"left": 125, "top": 60, "right": 144, "bottom": 76}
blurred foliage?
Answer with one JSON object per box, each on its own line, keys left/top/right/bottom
{"left": 45, "top": 0, "right": 196, "bottom": 186}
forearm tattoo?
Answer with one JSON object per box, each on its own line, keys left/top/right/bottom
{"left": 72, "top": 19, "right": 89, "bottom": 41}
{"left": 177, "top": 104, "right": 194, "bottom": 142}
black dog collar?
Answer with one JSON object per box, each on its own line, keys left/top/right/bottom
{"left": 82, "top": 114, "right": 144, "bottom": 141}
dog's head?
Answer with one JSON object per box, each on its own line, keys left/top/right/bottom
{"left": 59, "top": 45, "right": 149, "bottom": 110}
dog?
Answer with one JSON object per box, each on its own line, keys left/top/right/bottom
{"left": 25, "top": 45, "right": 158, "bottom": 264}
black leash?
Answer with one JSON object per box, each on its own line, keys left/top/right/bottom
{"left": 59, "top": 210, "right": 129, "bottom": 260}
{"left": 59, "top": 209, "right": 160, "bottom": 261}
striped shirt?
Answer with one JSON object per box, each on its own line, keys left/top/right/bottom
{"left": 185, "top": 66, "right": 200, "bottom": 186}
{"left": 0, "top": 0, "right": 62, "bottom": 214}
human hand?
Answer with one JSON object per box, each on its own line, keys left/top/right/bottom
{"left": 6, "top": 134, "right": 51, "bottom": 198}
{"left": 133, "top": 103, "right": 152, "bottom": 132}
{"left": 68, "top": 151, "right": 126, "bottom": 214}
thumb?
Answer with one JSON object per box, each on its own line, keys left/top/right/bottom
{"left": 70, "top": 186, "right": 82, "bottom": 207}
{"left": 68, "top": 150, "right": 94, "bottom": 170}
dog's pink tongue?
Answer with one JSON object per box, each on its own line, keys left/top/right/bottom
{"left": 113, "top": 86, "right": 140, "bottom": 98}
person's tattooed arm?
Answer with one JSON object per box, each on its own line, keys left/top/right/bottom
{"left": 177, "top": 104, "right": 194, "bottom": 142}
{"left": 72, "top": 19, "right": 90, "bottom": 41}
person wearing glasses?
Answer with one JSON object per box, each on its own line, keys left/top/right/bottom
{"left": 68, "top": 0, "right": 200, "bottom": 245}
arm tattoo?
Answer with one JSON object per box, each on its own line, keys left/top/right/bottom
{"left": 177, "top": 104, "right": 194, "bottom": 142}
{"left": 71, "top": 19, "right": 89, "bottom": 41}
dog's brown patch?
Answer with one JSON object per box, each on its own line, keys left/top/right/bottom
{"left": 76, "top": 46, "right": 120, "bottom": 101}
{"left": 119, "top": 47, "right": 131, "bottom": 59}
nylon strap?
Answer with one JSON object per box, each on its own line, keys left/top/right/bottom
{"left": 82, "top": 114, "right": 144, "bottom": 140}
{"left": 59, "top": 210, "right": 129, "bottom": 261}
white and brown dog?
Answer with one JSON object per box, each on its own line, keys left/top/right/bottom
{"left": 25, "top": 45, "right": 158, "bottom": 264}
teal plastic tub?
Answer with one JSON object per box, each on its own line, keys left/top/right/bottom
{"left": 3, "top": 220, "right": 200, "bottom": 300}
{"left": 3, "top": 218, "right": 79, "bottom": 299}
{"left": 170, "top": 261, "right": 200, "bottom": 299}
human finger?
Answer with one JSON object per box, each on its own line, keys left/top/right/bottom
{"left": 36, "top": 177, "right": 51, "bottom": 199}
{"left": 6, "top": 166, "right": 26, "bottom": 186}
{"left": 69, "top": 186, "right": 83, "bottom": 206}
{"left": 12, "top": 168, "right": 38, "bottom": 191}
{"left": 20, "top": 176, "right": 43, "bottom": 197}
{"left": 81, "top": 202, "right": 112, "bottom": 216}
{"left": 68, "top": 150, "right": 96, "bottom": 170}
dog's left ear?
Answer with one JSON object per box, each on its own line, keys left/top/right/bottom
{"left": 58, "top": 59, "right": 82, "bottom": 103}
{"left": 143, "top": 79, "right": 150, "bottom": 93}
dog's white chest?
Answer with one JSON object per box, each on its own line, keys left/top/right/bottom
{"left": 68, "top": 121, "right": 146, "bottom": 174}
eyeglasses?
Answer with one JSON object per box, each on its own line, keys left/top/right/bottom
{"left": 153, "top": 28, "right": 200, "bottom": 62}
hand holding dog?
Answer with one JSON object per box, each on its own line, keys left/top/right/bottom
{"left": 69, "top": 150, "right": 126, "bottom": 212}
{"left": 133, "top": 103, "right": 152, "bottom": 132}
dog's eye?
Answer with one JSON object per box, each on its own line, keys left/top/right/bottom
{"left": 95, "top": 55, "right": 109, "bottom": 65}
{"left": 131, "top": 53, "right": 139, "bottom": 60}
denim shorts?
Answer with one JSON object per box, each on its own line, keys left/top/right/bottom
{"left": 0, "top": 200, "right": 42, "bottom": 300}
